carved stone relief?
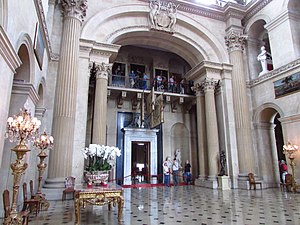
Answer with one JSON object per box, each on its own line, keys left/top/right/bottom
{"left": 149, "top": 0, "right": 179, "bottom": 33}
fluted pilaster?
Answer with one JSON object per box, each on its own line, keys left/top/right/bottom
{"left": 92, "top": 62, "right": 111, "bottom": 145}
{"left": 225, "top": 30, "right": 254, "bottom": 175}
{"left": 48, "top": 0, "right": 87, "bottom": 178}
{"left": 202, "top": 78, "right": 219, "bottom": 177}
{"left": 194, "top": 84, "right": 207, "bottom": 178}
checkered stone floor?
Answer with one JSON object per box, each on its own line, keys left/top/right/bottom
{"left": 1, "top": 185, "right": 300, "bottom": 225}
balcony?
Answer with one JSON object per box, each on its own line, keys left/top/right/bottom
{"left": 107, "top": 74, "right": 196, "bottom": 112}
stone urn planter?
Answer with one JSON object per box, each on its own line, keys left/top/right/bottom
{"left": 85, "top": 170, "right": 110, "bottom": 186}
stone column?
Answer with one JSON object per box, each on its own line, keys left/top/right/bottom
{"left": 92, "top": 63, "right": 111, "bottom": 145}
{"left": 202, "top": 78, "right": 220, "bottom": 180}
{"left": 194, "top": 84, "right": 207, "bottom": 178}
{"left": 225, "top": 30, "right": 255, "bottom": 176}
{"left": 48, "top": 0, "right": 87, "bottom": 178}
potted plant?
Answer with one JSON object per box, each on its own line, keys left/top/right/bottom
{"left": 81, "top": 144, "right": 121, "bottom": 185}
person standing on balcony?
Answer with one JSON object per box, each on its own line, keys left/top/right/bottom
{"left": 129, "top": 70, "right": 136, "bottom": 88}
{"left": 143, "top": 73, "right": 149, "bottom": 90}
{"left": 169, "top": 75, "right": 175, "bottom": 92}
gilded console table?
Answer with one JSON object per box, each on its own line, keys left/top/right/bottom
{"left": 74, "top": 183, "right": 124, "bottom": 224}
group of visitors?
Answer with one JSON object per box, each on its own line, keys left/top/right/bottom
{"left": 163, "top": 157, "right": 192, "bottom": 187}
{"left": 129, "top": 69, "right": 148, "bottom": 90}
{"left": 112, "top": 68, "right": 195, "bottom": 94}
{"left": 153, "top": 74, "right": 192, "bottom": 94}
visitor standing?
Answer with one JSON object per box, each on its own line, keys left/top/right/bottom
{"left": 172, "top": 158, "right": 179, "bottom": 186}
{"left": 163, "top": 158, "right": 171, "bottom": 187}
{"left": 184, "top": 160, "right": 191, "bottom": 185}
{"left": 280, "top": 160, "right": 288, "bottom": 183}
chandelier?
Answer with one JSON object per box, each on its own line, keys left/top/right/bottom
{"left": 5, "top": 108, "right": 41, "bottom": 145}
{"left": 4, "top": 107, "right": 41, "bottom": 225}
{"left": 34, "top": 131, "right": 54, "bottom": 151}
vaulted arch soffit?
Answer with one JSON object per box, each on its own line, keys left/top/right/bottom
{"left": 253, "top": 102, "right": 284, "bottom": 124}
{"left": 81, "top": 4, "right": 228, "bottom": 67}
{"left": 15, "top": 33, "right": 36, "bottom": 84}
{"left": 244, "top": 15, "right": 271, "bottom": 37}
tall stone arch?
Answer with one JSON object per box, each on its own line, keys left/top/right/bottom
{"left": 253, "top": 103, "right": 284, "bottom": 187}
{"left": 81, "top": 4, "right": 229, "bottom": 66}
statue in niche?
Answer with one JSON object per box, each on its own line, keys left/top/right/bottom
{"left": 174, "top": 148, "right": 182, "bottom": 168}
{"left": 218, "top": 150, "right": 227, "bottom": 176}
{"left": 257, "top": 46, "right": 272, "bottom": 76}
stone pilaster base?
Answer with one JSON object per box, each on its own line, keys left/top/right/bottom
{"left": 194, "top": 176, "right": 218, "bottom": 189}
{"left": 42, "top": 177, "right": 66, "bottom": 200}
{"left": 238, "top": 173, "right": 252, "bottom": 190}
{"left": 217, "top": 176, "right": 231, "bottom": 190}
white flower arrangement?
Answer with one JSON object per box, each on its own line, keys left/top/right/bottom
{"left": 81, "top": 144, "right": 121, "bottom": 172}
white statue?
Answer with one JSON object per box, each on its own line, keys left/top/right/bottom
{"left": 257, "top": 46, "right": 272, "bottom": 76}
{"left": 149, "top": 0, "right": 160, "bottom": 28}
{"left": 174, "top": 148, "right": 182, "bottom": 169}
{"left": 167, "top": 2, "right": 178, "bottom": 31}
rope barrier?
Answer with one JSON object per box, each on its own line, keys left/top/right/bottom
{"left": 108, "top": 171, "right": 194, "bottom": 184}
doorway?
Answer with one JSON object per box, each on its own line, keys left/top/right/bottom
{"left": 132, "top": 141, "right": 150, "bottom": 183}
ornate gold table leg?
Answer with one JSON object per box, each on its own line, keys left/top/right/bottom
{"left": 74, "top": 194, "right": 81, "bottom": 225}
{"left": 35, "top": 193, "right": 50, "bottom": 211}
{"left": 117, "top": 195, "right": 124, "bottom": 223}
{"left": 3, "top": 213, "right": 23, "bottom": 225}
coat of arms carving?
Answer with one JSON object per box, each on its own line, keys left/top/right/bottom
{"left": 149, "top": 0, "right": 179, "bottom": 33}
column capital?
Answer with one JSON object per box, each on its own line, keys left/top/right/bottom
{"left": 193, "top": 83, "right": 204, "bottom": 96}
{"left": 202, "top": 78, "right": 218, "bottom": 93}
{"left": 94, "top": 62, "right": 112, "bottom": 79}
{"left": 61, "top": 0, "right": 87, "bottom": 22}
{"left": 225, "top": 30, "right": 247, "bottom": 53}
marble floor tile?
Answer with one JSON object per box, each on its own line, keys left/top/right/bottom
{"left": 1, "top": 186, "right": 300, "bottom": 225}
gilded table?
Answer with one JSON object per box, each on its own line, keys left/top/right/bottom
{"left": 74, "top": 183, "right": 124, "bottom": 224}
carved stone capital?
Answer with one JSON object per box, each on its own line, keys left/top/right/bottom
{"left": 225, "top": 30, "right": 247, "bottom": 52}
{"left": 61, "top": 0, "right": 87, "bottom": 22}
{"left": 192, "top": 83, "right": 204, "bottom": 96}
{"left": 202, "top": 78, "right": 218, "bottom": 93}
{"left": 94, "top": 62, "right": 112, "bottom": 79}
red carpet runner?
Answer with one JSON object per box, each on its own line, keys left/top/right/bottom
{"left": 122, "top": 182, "right": 190, "bottom": 188}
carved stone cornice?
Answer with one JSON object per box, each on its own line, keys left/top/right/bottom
{"left": 242, "top": 0, "right": 273, "bottom": 25}
{"left": 12, "top": 81, "right": 39, "bottom": 105}
{"left": 140, "top": 0, "right": 272, "bottom": 23}
{"left": 225, "top": 30, "right": 247, "bottom": 52}
{"left": 248, "top": 58, "right": 300, "bottom": 87}
{"left": 33, "top": 0, "right": 54, "bottom": 60}
{"left": 223, "top": 3, "right": 245, "bottom": 21}
{"left": 0, "top": 26, "right": 21, "bottom": 73}
{"left": 80, "top": 39, "right": 121, "bottom": 62}
{"left": 61, "top": 0, "right": 88, "bottom": 22}
{"left": 185, "top": 61, "right": 223, "bottom": 81}
{"left": 35, "top": 107, "right": 47, "bottom": 118}
{"left": 172, "top": 0, "right": 226, "bottom": 21}
{"left": 279, "top": 114, "right": 300, "bottom": 124}
{"left": 94, "top": 62, "right": 112, "bottom": 80}
{"left": 50, "top": 52, "right": 59, "bottom": 61}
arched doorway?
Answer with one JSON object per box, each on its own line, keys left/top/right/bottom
{"left": 254, "top": 104, "right": 284, "bottom": 187}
